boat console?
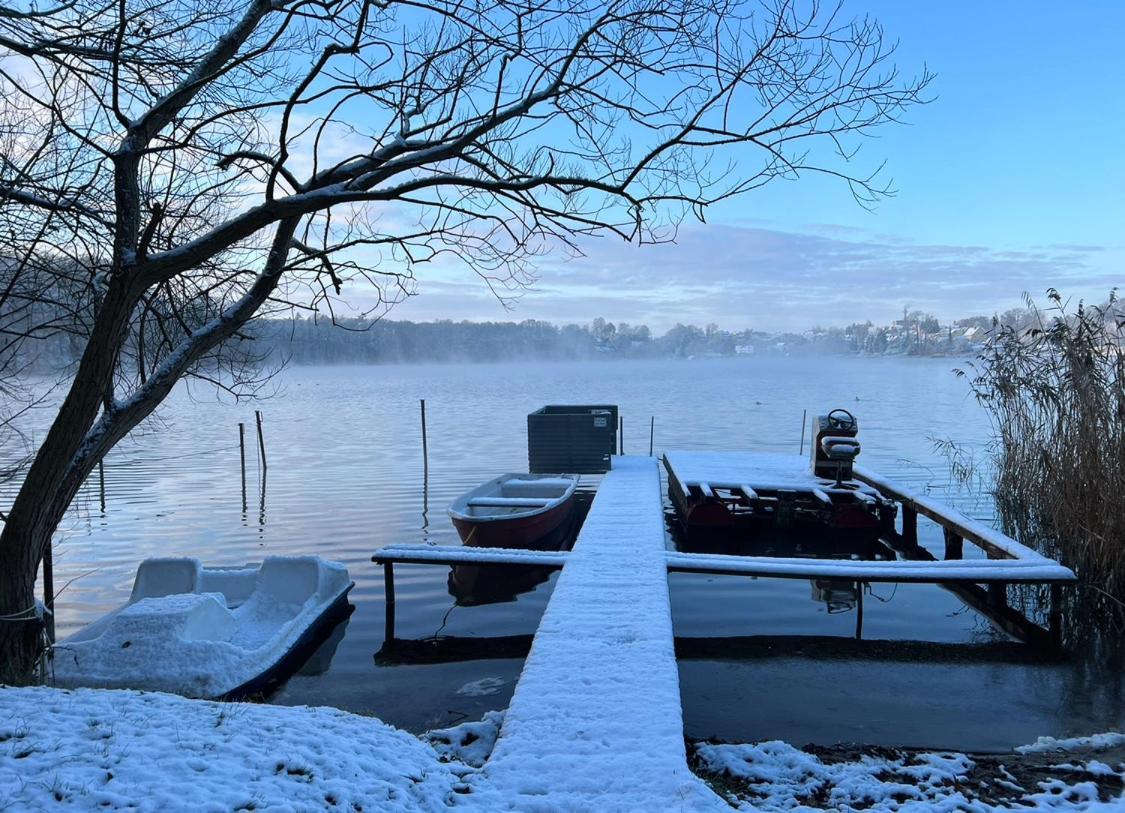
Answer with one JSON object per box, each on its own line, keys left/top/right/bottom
{"left": 810, "top": 408, "right": 861, "bottom": 485}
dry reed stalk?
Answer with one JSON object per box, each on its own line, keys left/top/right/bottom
{"left": 963, "top": 289, "right": 1125, "bottom": 636}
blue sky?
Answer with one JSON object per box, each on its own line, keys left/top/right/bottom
{"left": 386, "top": 1, "right": 1124, "bottom": 332}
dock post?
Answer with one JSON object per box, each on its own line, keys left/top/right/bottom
{"left": 420, "top": 399, "right": 429, "bottom": 485}
{"left": 987, "top": 581, "right": 1008, "bottom": 610}
{"left": 383, "top": 562, "right": 396, "bottom": 641}
{"left": 943, "top": 529, "right": 963, "bottom": 560}
{"left": 1048, "top": 583, "right": 1064, "bottom": 649}
{"left": 98, "top": 460, "right": 106, "bottom": 512}
{"left": 854, "top": 581, "right": 864, "bottom": 640}
{"left": 902, "top": 504, "right": 918, "bottom": 545}
{"left": 619, "top": 416, "right": 624, "bottom": 455}
{"left": 239, "top": 422, "right": 247, "bottom": 511}
{"left": 41, "top": 542, "right": 55, "bottom": 647}
{"left": 649, "top": 416, "right": 654, "bottom": 457}
{"left": 254, "top": 410, "right": 268, "bottom": 471}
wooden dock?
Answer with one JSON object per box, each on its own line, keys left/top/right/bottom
{"left": 449, "top": 456, "right": 725, "bottom": 810}
{"left": 372, "top": 451, "right": 1076, "bottom": 808}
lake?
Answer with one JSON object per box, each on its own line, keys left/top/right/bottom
{"left": 17, "top": 356, "right": 1125, "bottom": 751}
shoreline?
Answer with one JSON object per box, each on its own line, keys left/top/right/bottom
{"left": 3, "top": 685, "right": 1122, "bottom": 812}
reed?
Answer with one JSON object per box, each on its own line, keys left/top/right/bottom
{"left": 962, "top": 289, "right": 1125, "bottom": 628}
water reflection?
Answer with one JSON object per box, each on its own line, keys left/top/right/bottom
{"left": 445, "top": 490, "right": 594, "bottom": 607}
{"left": 12, "top": 358, "right": 1125, "bottom": 747}
{"left": 297, "top": 608, "right": 353, "bottom": 677}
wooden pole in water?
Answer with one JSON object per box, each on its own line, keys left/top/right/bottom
{"left": 383, "top": 562, "right": 396, "bottom": 642}
{"left": 254, "top": 410, "right": 268, "bottom": 472}
{"left": 902, "top": 504, "right": 918, "bottom": 545}
{"left": 239, "top": 422, "right": 247, "bottom": 510}
{"left": 619, "top": 416, "right": 624, "bottom": 455}
{"left": 799, "top": 409, "right": 807, "bottom": 455}
{"left": 41, "top": 543, "right": 55, "bottom": 646}
{"left": 1049, "top": 583, "right": 1064, "bottom": 649}
{"left": 98, "top": 460, "right": 106, "bottom": 512}
{"left": 943, "top": 528, "right": 963, "bottom": 560}
{"left": 854, "top": 581, "right": 864, "bottom": 640}
{"left": 649, "top": 416, "right": 655, "bottom": 457}
{"left": 420, "top": 399, "right": 429, "bottom": 485}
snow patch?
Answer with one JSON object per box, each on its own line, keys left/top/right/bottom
{"left": 694, "top": 740, "right": 1125, "bottom": 812}
{"left": 1016, "top": 732, "right": 1125, "bottom": 755}
{"left": 0, "top": 686, "right": 458, "bottom": 811}
{"left": 424, "top": 710, "right": 505, "bottom": 768}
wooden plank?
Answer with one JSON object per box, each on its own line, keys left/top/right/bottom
{"left": 854, "top": 465, "right": 1052, "bottom": 563}
{"left": 467, "top": 497, "right": 554, "bottom": 508}
{"left": 373, "top": 544, "right": 1075, "bottom": 583}
{"left": 665, "top": 551, "right": 1076, "bottom": 584}
{"left": 373, "top": 545, "right": 568, "bottom": 568}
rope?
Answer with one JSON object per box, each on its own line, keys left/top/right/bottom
{"left": 99, "top": 443, "right": 240, "bottom": 467}
{"left": 0, "top": 601, "right": 46, "bottom": 622}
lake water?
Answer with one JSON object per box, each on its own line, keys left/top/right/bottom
{"left": 18, "top": 357, "right": 1125, "bottom": 751}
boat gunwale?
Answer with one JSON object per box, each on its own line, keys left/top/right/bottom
{"left": 448, "top": 472, "right": 578, "bottom": 524}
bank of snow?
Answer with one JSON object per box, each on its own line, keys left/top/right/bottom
{"left": 0, "top": 686, "right": 458, "bottom": 811}
{"left": 693, "top": 739, "right": 1125, "bottom": 812}
{"left": 6, "top": 685, "right": 1125, "bottom": 812}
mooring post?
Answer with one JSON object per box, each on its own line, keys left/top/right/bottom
{"left": 854, "top": 581, "right": 864, "bottom": 640}
{"left": 799, "top": 409, "right": 807, "bottom": 455}
{"left": 943, "top": 528, "right": 964, "bottom": 560}
{"left": 902, "top": 504, "right": 918, "bottom": 545}
{"left": 98, "top": 460, "right": 106, "bottom": 512}
{"left": 383, "top": 561, "right": 396, "bottom": 642}
{"left": 41, "top": 542, "right": 55, "bottom": 646}
{"left": 420, "top": 399, "right": 429, "bottom": 485}
{"left": 238, "top": 422, "right": 247, "bottom": 511}
{"left": 254, "top": 410, "right": 267, "bottom": 471}
{"left": 619, "top": 416, "right": 624, "bottom": 455}
{"left": 648, "top": 416, "right": 655, "bottom": 457}
{"left": 987, "top": 581, "right": 1008, "bottom": 610}
{"left": 1049, "top": 583, "right": 1064, "bottom": 649}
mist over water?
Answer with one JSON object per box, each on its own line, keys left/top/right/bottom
{"left": 13, "top": 356, "right": 1125, "bottom": 749}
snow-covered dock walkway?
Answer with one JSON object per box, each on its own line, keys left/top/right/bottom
{"left": 466, "top": 456, "right": 725, "bottom": 811}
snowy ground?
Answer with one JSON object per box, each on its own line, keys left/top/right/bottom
{"left": 0, "top": 686, "right": 459, "bottom": 812}
{"left": 3, "top": 686, "right": 1124, "bottom": 811}
{"left": 691, "top": 738, "right": 1125, "bottom": 812}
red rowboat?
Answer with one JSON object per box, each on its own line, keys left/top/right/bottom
{"left": 449, "top": 473, "right": 579, "bottom": 550}
{"left": 447, "top": 473, "right": 579, "bottom": 603}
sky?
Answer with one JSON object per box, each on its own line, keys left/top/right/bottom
{"left": 378, "top": 2, "right": 1125, "bottom": 332}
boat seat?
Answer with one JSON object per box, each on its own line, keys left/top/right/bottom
{"left": 820, "top": 436, "right": 861, "bottom": 461}
{"left": 468, "top": 497, "right": 554, "bottom": 508}
{"left": 120, "top": 592, "right": 236, "bottom": 642}
{"left": 257, "top": 556, "right": 325, "bottom": 606}
{"left": 130, "top": 558, "right": 202, "bottom": 602}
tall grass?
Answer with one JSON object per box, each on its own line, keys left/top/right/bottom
{"left": 962, "top": 289, "right": 1125, "bottom": 632}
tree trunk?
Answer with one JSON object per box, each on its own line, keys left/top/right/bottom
{"left": 0, "top": 278, "right": 138, "bottom": 675}
{"left": 0, "top": 218, "right": 296, "bottom": 676}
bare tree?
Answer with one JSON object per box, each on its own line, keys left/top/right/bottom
{"left": 0, "top": 0, "right": 929, "bottom": 670}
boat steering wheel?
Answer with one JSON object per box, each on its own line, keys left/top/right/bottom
{"left": 826, "top": 408, "right": 857, "bottom": 431}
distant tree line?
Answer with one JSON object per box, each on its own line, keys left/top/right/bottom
{"left": 11, "top": 299, "right": 1112, "bottom": 372}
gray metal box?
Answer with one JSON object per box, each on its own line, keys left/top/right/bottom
{"left": 528, "top": 405, "right": 618, "bottom": 473}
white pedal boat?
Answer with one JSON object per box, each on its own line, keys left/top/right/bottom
{"left": 52, "top": 555, "right": 353, "bottom": 699}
